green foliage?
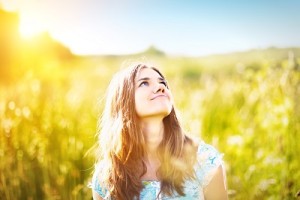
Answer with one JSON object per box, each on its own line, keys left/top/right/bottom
{"left": 0, "top": 50, "right": 300, "bottom": 199}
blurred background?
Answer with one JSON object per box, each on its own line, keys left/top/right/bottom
{"left": 0, "top": 0, "right": 300, "bottom": 199}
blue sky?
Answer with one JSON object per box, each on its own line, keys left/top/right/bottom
{"left": 1, "top": 0, "right": 300, "bottom": 56}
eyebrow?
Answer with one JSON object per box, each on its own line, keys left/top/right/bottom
{"left": 137, "top": 77, "right": 164, "bottom": 82}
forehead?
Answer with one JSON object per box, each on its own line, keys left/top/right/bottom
{"left": 136, "top": 67, "right": 163, "bottom": 80}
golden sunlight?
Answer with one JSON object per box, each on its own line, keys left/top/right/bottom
{"left": 19, "top": 14, "right": 46, "bottom": 39}
{"left": 0, "top": 0, "right": 46, "bottom": 38}
{"left": 0, "top": 0, "right": 17, "bottom": 11}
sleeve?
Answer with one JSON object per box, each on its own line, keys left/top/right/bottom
{"left": 195, "top": 140, "right": 224, "bottom": 188}
{"left": 91, "top": 165, "right": 108, "bottom": 199}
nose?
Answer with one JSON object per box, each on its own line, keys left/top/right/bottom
{"left": 153, "top": 83, "right": 165, "bottom": 94}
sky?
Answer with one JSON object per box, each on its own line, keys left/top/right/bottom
{"left": 1, "top": 0, "right": 300, "bottom": 56}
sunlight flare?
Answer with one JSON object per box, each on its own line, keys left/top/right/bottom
{"left": 19, "top": 14, "right": 46, "bottom": 39}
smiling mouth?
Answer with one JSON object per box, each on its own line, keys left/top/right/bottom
{"left": 151, "top": 95, "right": 167, "bottom": 100}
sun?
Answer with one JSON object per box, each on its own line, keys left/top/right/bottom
{"left": 1, "top": 0, "right": 45, "bottom": 38}
{"left": 19, "top": 14, "right": 45, "bottom": 39}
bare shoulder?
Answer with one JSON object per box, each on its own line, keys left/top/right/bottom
{"left": 203, "top": 165, "right": 228, "bottom": 200}
{"left": 92, "top": 189, "right": 104, "bottom": 200}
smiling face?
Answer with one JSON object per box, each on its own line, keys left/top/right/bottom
{"left": 134, "top": 67, "right": 173, "bottom": 119}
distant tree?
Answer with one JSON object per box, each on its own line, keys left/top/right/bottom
{"left": 0, "top": 8, "right": 74, "bottom": 84}
{"left": 143, "top": 45, "right": 165, "bottom": 56}
{"left": 0, "top": 9, "right": 21, "bottom": 83}
{"left": 20, "top": 32, "right": 73, "bottom": 61}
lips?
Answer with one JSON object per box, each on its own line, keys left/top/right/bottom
{"left": 150, "top": 94, "right": 168, "bottom": 100}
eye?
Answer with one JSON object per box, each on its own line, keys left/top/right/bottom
{"left": 160, "top": 80, "right": 168, "bottom": 88}
{"left": 139, "top": 81, "right": 149, "bottom": 87}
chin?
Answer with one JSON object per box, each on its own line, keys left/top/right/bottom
{"left": 136, "top": 104, "right": 173, "bottom": 118}
{"left": 137, "top": 109, "right": 172, "bottom": 119}
{"left": 155, "top": 109, "right": 172, "bottom": 118}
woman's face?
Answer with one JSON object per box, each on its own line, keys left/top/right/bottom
{"left": 134, "top": 67, "right": 173, "bottom": 119}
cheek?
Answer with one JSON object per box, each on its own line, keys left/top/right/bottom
{"left": 167, "top": 90, "right": 174, "bottom": 104}
{"left": 134, "top": 93, "right": 146, "bottom": 116}
{"left": 134, "top": 92, "right": 144, "bottom": 109}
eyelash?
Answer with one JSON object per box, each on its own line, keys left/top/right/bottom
{"left": 139, "top": 81, "right": 149, "bottom": 87}
{"left": 139, "top": 81, "right": 168, "bottom": 88}
{"left": 160, "top": 81, "right": 168, "bottom": 87}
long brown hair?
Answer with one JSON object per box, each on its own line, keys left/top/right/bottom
{"left": 96, "top": 63, "right": 196, "bottom": 199}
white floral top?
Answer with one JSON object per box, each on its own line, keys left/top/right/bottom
{"left": 91, "top": 141, "right": 223, "bottom": 200}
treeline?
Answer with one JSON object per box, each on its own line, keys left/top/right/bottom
{"left": 0, "top": 9, "right": 73, "bottom": 84}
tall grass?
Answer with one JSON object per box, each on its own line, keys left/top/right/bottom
{"left": 0, "top": 52, "right": 299, "bottom": 199}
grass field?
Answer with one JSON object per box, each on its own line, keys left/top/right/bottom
{"left": 0, "top": 48, "right": 300, "bottom": 199}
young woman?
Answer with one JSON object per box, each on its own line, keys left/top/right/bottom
{"left": 91, "top": 63, "right": 228, "bottom": 200}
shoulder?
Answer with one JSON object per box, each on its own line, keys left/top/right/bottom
{"left": 91, "top": 163, "right": 109, "bottom": 199}
{"left": 194, "top": 140, "right": 224, "bottom": 187}
{"left": 197, "top": 140, "right": 222, "bottom": 163}
{"left": 203, "top": 165, "right": 228, "bottom": 200}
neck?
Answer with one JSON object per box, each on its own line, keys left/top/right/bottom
{"left": 140, "top": 118, "right": 164, "bottom": 159}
